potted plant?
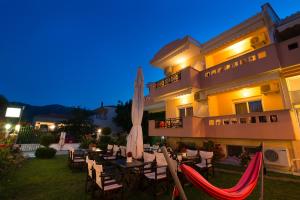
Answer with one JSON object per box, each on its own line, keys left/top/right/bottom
{"left": 126, "top": 152, "right": 132, "bottom": 163}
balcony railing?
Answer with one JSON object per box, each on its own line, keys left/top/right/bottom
{"left": 155, "top": 72, "right": 181, "bottom": 88}
{"left": 206, "top": 112, "right": 279, "bottom": 126}
{"left": 199, "top": 44, "right": 281, "bottom": 88}
{"left": 155, "top": 118, "right": 183, "bottom": 128}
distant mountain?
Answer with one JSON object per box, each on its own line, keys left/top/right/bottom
{"left": 9, "top": 102, "right": 74, "bottom": 122}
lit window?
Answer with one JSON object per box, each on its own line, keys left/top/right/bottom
{"left": 257, "top": 51, "right": 267, "bottom": 59}
{"left": 209, "top": 120, "right": 215, "bottom": 126}
{"left": 235, "top": 100, "right": 263, "bottom": 115}
{"left": 178, "top": 107, "right": 193, "bottom": 118}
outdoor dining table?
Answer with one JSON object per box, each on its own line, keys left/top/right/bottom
{"left": 109, "top": 158, "right": 145, "bottom": 191}
{"left": 87, "top": 148, "right": 102, "bottom": 160}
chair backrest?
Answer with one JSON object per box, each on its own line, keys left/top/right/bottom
{"left": 199, "top": 151, "right": 214, "bottom": 164}
{"left": 120, "top": 146, "right": 126, "bottom": 157}
{"left": 155, "top": 152, "right": 167, "bottom": 167}
{"left": 94, "top": 164, "right": 103, "bottom": 189}
{"left": 152, "top": 145, "right": 159, "bottom": 151}
{"left": 143, "top": 152, "right": 155, "bottom": 162}
{"left": 186, "top": 149, "right": 198, "bottom": 157}
{"left": 112, "top": 145, "right": 120, "bottom": 156}
{"left": 143, "top": 152, "right": 155, "bottom": 169}
{"left": 86, "top": 157, "right": 94, "bottom": 178}
{"left": 69, "top": 148, "right": 75, "bottom": 160}
{"left": 107, "top": 144, "right": 114, "bottom": 150}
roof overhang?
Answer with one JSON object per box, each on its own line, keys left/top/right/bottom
{"left": 150, "top": 36, "right": 201, "bottom": 68}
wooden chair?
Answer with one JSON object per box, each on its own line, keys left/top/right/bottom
{"left": 69, "top": 148, "right": 85, "bottom": 170}
{"left": 143, "top": 144, "right": 151, "bottom": 152}
{"left": 186, "top": 149, "right": 199, "bottom": 160}
{"left": 144, "top": 152, "right": 169, "bottom": 198}
{"left": 103, "top": 145, "right": 120, "bottom": 160}
{"left": 92, "top": 163, "right": 123, "bottom": 199}
{"left": 85, "top": 156, "right": 95, "bottom": 192}
{"left": 119, "top": 146, "right": 126, "bottom": 158}
{"left": 195, "top": 151, "right": 214, "bottom": 178}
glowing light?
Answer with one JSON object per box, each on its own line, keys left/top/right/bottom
{"left": 177, "top": 94, "right": 190, "bottom": 105}
{"left": 15, "top": 124, "right": 21, "bottom": 132}
{"left": 241, "top": 88, "right": 251, "bottom": 98}
{"left": 49, "top": 125, "right": 56, "bottom": 131}
{"left": 97, "top": 129, "right": 102, "bottom": 134}
{"left": 228, "top": 39, "right": 248, "bottom": 54}
{"left": 5, "top": 124, "right": 12, "bottom": 130}
{"left": 176, "top": 57, "right": 187, "bottom": 64}
{"left": 161, "top": 136, "right": 165, "bottom": 140}
{"left": 5, "top": 107, "right": 21, "bottom": 118}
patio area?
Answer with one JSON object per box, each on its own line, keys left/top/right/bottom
{"left": 1, "top": 155, "right": 300, "bottom": 200}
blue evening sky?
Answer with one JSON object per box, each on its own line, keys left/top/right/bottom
{"left": 0, "top": 0, "right": 299, "bottom": 108}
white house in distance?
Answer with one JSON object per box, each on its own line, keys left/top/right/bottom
{"left": 90, "top": 104, "right": 122, "bottom": 134}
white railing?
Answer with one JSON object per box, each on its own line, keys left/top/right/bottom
{"left": 19, "top": 144, "right": 40, "bottom": 152}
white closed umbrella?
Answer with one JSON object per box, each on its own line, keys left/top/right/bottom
{"left": 59, "top": 132, "right": 66, "bottom": 150}
{"left": 126, "top": 67, "right": 144, "bottom": 159}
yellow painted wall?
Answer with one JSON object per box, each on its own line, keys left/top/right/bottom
{"left": 172, "top": 55, "right": 202, "bottom": 73}
{"left": 205, "top": 28, "right": 270, "bottom": 68}
{"left": 165, "top": 94, "right": 194, "bottom": 118}
{"left": 208, "top": 84, "right": 284, "bottom": 116}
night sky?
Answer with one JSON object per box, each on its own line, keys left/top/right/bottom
{"left": 0, "top": 0, "right": 299, "bottom": 108}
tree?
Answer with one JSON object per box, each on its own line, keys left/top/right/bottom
{"left": 0, "top": 95, "right": 8, "bottom": 120}
{"left": 113, "top": 100, "right": 165, "bottom": 144}
{"left": 61, "top": 107, "right": 95, "bottom": 140}
{"left": 113, "top": 100, "right": 132, "bottom": 133}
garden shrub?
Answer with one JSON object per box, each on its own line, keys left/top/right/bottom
{"left": 0, "top": 136, "right": 24, "bottom": 177}
{"left": 40, "top": 134, "right": 55, "bottom": 147}
{"left": 35, "top": 147, "right": 56, "bottom": 159}
{"left": 79, "top": 136, "right": 94, "bottom": 149}
{"left": 202, "top": 140, "right": 225, "bottom": 162}
{"left": 97, "top": 135, "right": 112, "bottom": 150}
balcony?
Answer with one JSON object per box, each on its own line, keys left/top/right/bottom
{"left": 148, "top": 67, "right": 201, "bottom": 98}
{"left": 148, "top": 110, "right": 300, "bottom": 140}
{"left": 199, "top": 44, "right": 281, "bottom": 89}
{"left": 204, "top": 110, "right": 299, "bottom": 140}
{"left": 149, "top": 116, "right": 205, "bottom": 138}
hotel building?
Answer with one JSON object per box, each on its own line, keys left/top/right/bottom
{"left": 145, "top": 3, "right": 300, "bottom": 171}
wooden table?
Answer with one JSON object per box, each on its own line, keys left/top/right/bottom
{"left": 110, "top": 159, "right": 145, "bottom": 192}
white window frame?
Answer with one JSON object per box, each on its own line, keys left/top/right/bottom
{"left": 177, "top": 104, "right": 193, "bottom": 118}
{"left": 233, "top": 97, "right": 263, "bottom": 114}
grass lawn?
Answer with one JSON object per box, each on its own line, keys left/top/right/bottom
{"left": 1, "top": 156, "right": 300, "bottom": 200}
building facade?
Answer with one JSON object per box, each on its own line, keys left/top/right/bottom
{"left": 91, "top": 105, "right": 122, "bottom": 134}
{"left": 145, "top": 3, "right": 300, "bottom": 171}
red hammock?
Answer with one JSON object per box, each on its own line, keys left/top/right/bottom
{"left": 174, "top": 152, "right": 262, "bottom": 200}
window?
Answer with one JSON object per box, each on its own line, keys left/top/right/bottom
{"left": 235, "top": 102, "right": 248, "bottom": 115}
{"left": 178, "top": 107, "right": 193, "bottom": 118}
{"left": 235, "top": 100, "right": 263, "bottom": 114}
{"left": 248, "top": 100, "right": 263, "bottom": 113}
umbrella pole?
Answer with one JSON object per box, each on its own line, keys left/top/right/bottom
{"left": 162, "top": 146, "right": 187, "bottom": 200}
{"left": 260, "top": 142, "right": 264, "bottom": 200}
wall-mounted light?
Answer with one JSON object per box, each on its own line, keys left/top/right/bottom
{"left": 49, "top": 125, "right": 56, "bottom": 131}
{"left": 5, "top": 123, "right": 12, "bottom": 130}
{"left": 241, "top": 88, "right": 251, "bottom": 98}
